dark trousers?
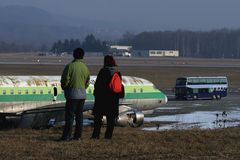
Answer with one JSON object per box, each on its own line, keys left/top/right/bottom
{"left": 62, "top": 99, "right": 85, "bottom": 139}
{"left": 92, "top": 114, "right": 116, "bottom": 139}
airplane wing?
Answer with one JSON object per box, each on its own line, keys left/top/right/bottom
{"left": 1, "top": 101, "right": 144, "bottom": 129}
{"left": 1, "top": 101, "right": 94, "bottom": 129}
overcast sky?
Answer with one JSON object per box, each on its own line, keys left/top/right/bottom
{"left": 1, "top": 0, "right": 240, "bottom": 31}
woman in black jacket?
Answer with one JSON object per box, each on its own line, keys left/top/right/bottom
{"left": 91, "top": 55, "right": 124, "bottom": 139}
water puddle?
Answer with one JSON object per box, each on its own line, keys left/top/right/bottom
{"left": 143, "top": 110, "right": 240, "bottom": 131}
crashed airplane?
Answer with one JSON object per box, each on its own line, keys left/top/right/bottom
{"left": 0, "top": 75, "right": 167, "bottom": 128}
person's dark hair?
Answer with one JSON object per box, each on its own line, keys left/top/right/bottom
{"left": 104, "top": 55, "right": 117, "bottom": 67}
{"left": 73, "top": 48, "right": 85, "bottom": 59}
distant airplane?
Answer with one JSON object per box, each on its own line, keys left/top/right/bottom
{"left": 0, "top": 76, "right": 168, "bottom": 128}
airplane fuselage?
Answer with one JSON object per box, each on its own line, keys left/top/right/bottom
{"left": 0, "top": 76, "right": 167, "bottom": 114}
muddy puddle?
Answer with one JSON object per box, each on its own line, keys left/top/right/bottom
{"left": 143, "top": 109, "right": 240, "bottom": 131}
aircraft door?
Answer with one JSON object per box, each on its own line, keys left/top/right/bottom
{"left": 53, "top": 87, "right": 58, "bottom": 101}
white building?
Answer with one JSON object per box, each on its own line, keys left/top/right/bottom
{"left": 110, "top": 45, "right": 132, "bottom": 51}
{"left": 110, "top": 45, "right": 132, "bottom": 57}
{"left": 149, "top": 50, "right": 179, "bottom": 57}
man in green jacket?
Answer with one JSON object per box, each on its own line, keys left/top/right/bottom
{"left": 60, "top": 48, "right": 90, "bottom": 141}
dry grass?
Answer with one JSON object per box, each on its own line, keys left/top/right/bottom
{"left": 0, "top": 127, "right": 240, "bottom": 159}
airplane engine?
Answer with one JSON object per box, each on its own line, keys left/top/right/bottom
{"left": 115, "top": 111, "right": 144, "bottom": 127}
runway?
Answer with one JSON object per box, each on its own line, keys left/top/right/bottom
{"left": 1, "top": 54, "right": 240, "bottom": 68}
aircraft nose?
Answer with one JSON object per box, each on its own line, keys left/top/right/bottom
{"left": 163, "top": 95, "right": 168, "bottom": 104}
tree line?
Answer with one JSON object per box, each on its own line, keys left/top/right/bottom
{"left": 119, "top": 29, "right": 240, "bottom": 58}
{"left": 0, "top": 34, "right": 108, "bottom": 54}
{"left": 50, "top": 34, "right": 108, "bottom": 54}
{"left": 1, "top": 29, "right": 240, "bottom": 58}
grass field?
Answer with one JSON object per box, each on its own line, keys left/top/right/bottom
{"left": 0, "top": 127, "right": 240, "bottom": 159}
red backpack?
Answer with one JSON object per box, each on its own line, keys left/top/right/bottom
{"left": 109, "top": 72, "right": 122, "bottom": 93}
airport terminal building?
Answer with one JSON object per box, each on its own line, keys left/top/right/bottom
{"left": 149, "top": 50, "right": 179, "bottom": 57}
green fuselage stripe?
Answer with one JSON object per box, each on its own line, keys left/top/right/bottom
{"left": 0, "top": 85, "right": 165, "bottom": 102}
{"left": 0, "top": 92, "right": 165, "bottom": 102}
{"left": 0, "top": 86, "right": 159, "bottom": 95}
